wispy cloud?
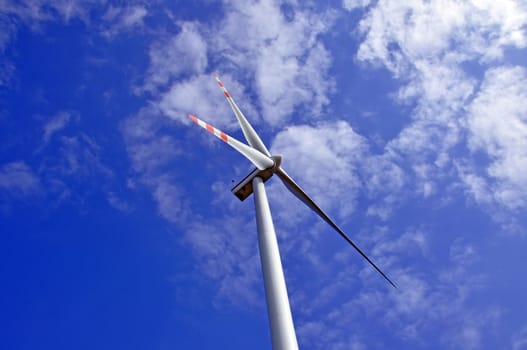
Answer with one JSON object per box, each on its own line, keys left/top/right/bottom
{"left": 42, "top": 111, "right": 74, "bottom": 145}
{"left": 121, "top": 105, "right": 189, "bottom": 224}
{"left": 213, "top": 0, "right": 336, "bottom": 124}
{"left": 142, "top": 22, "right": 208, "bottom": 93}
{"left": 291, "top": 230, "right": 500, "bottom": 349}
{"left": 353, "top": 0, "right": 527, "bottom": 224}
{"left": 141, "top": 0, "right": 337, "bottom": 127}
{"left": 0, "top": 1, "right": 151, "bottom": 89}
{"left": 3, "top": 107, "right": 118, "bottom": 210}
{"left": 1, "top": 1, "right": 72, "bottom": 26}
{"left": 0, "top": 161, "right": 40, "bottom": 199}
{"left": 464, "top": 65, "right": 527, "bottom": 210}
{"left": 271, "top": 121, "right": 367, "bottom": 220}
{"left": 157, "top": 73, "right": 242, "bottom": 128}
{"left": 357, "top": 0, "right": 526, "bottom": 72}
{"left": 343, "top": 0, "right": 372, "bottom": 12}
{"left": 1, "top": 1, "right": 92, "bottom": 86}
{"left": 101, "top": 4, "right": 149, "bottom": 38}
{"left": 184, "top": 216, "right": 264, "bottom": 308}
{"left": 106, "top": 191, "right": 130, "bottom": 212}
{"left": 512, "top": 325, "right": 527, "bottom": 350}
{"left": 0, "top": 0, "right": 101, "bottom": 33}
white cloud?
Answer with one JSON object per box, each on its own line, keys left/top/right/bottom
{"left": 512, "top": 325, "right": 527, "bottom": 350}
{"left": 291, "top": 229, "right": 501, "bottom": 349}
{"left": 158, "top": 73, "right": 259, "bottom": 130}
{"left": 31, "top": 129, "right": 117, "bottom": 209}
{"left": 184, "top": 216, "right": 263, "bottom": 307}
{"left": 255, "top": 40, "right": 333, "bottom": 124}
{"left": 1, "top": 106, "right": 119, "bottom": 210}
{"left": 151, "top": 176, "right": 185, "bottom": 224}
{"left": 101, "top": 4, "right": 148, "bottom": 37}
{"left": 357, "top": 0, "right": 527, "bottom": 74}
{"left": 0, "top": 58, "right": 15, "bottom": 88}
{"left": 142, "top": 22, "right": 207, "bottom": 92}
{"left": 115, "top": 5, "right": 147, "bottom": 27}
{"left": 0, "top": 0, "right": 101, "bottom": 87}
{"left": 456, "top": 168, "right": 491, "bottom": 204}
{"left": 0, "top": 161, "right": 40, "bottom": 198}
{"left": 271, "top": 121, "right": 367, "bottom": 220}
{"left": 361, "top": 154, "right": 405, "bottom": 219}
{"left": 121, "top": 106, "right": 183, "bottom": 174}
{"left": 46, "top": 0, "right": 98, "bottom": 23}
{"left": 464, "top": 65, "right": 527, "bottom": 210}
{"left": 381, "top": 64, "right": 474, "bottom": 193}
{"left": 0, "top": 11, "right": 17, "bottom": 54}
{"left": 213, "top": 0, "right": 336, "bottom": 125}
{"left": 372, "top": 229, "right": 428, "bottom": 258}
{"left": 45, "top": 133, "right": 112, "bottom": 178}
{"left": 42, "top": 111, "right": 73, "bottom": 145}
{"left": 0, "top": 1, "right": 151, "bottom": 88}
{"left": 106, "top": 191, "right": 130, "bottom": 212}
{"left": 343, "top": 0, "right": 371, "bottom": 12}
{"left": 353, "top": 3, "right": 487, "bottom": 205}
{"left": 137, "top": 0, "right": 337, "bottom": 131}
{"left": 353, "top": 0, "right": 527, "bottom": 220}
{"left": 449, "top": 238, "right": 477, "bottom": 266}
{"left": 120, "top": 105, "right": 189, "bottom": 224}
{"left": 1, "top": 1, "right": 148, "bottom": 40}
{"left": 0, "top": 0, "right": 100, "bottom": 27}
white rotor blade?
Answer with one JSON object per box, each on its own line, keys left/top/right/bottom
{"left": 189, "top": 114, "right": 274, "bottom": 171}
{"left": 213, "top": 73, "right": 271, "bottom": 157}
{"left": 275, "top": 167, "right": 397, "bottom": 288}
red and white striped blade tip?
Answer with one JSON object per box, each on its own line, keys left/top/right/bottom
{"left": 188, "top": 114, "right": 274, "bottom": 170}
{"left": 189, "top": 114, "right": 199, "bottom": 123}
{"left": 210, "top": 74, "right": 271, "bottom": 157}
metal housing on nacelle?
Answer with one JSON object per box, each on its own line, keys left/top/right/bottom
{"left": 231, "top": 155, "right": 282, "bottom": 201}
{"left": 231, "top": 167, "right": 274, "bottom": 201}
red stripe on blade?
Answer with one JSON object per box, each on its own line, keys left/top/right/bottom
{"left": 189, "top": 114, "right": 198, "bottom": 123}
{"left": 206, "top": 124, "right": 214, "bottom": 134}
{"left": 224, "top": 91, "right": 230, "bottom": 98}
{"left": 220, "top": 132, "right": 228, "bottom": 142}
{"left": 218, "top": 81, "right": 224, "bottom": 87}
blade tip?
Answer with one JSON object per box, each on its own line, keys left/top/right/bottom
{"left": 188, "top": 114, "right": 198, "bottom": 123}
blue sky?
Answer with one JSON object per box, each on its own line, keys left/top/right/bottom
{"left": 1, "top": 1, "right": 527, "bottom": 349}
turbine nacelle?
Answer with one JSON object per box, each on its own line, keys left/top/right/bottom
{"left": 231, "top": 155, "right": 282, "bottom": 201}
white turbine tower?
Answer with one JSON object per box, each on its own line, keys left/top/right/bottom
{"left": 189, "top": 73, "right": 396, "bottom": 350}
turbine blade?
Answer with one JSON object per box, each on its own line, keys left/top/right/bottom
{"left": 213, "top": 73, "right": 271, "bottom": 157}
{"left": 189, "top": 114, "right": 274, "bottom": 171}
{"left": 275, "top": 167, "right": 397, "bottom": 288}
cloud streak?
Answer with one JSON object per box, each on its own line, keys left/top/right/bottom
{"left": 0, "top": 161, "right": 40, "bottom": 199}
{"left": 464, "top": 65, "right": 527, "bottom": 210}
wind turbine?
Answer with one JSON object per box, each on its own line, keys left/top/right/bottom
{"left": 189, "top": 73, "right": 396, "bottom": 350}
